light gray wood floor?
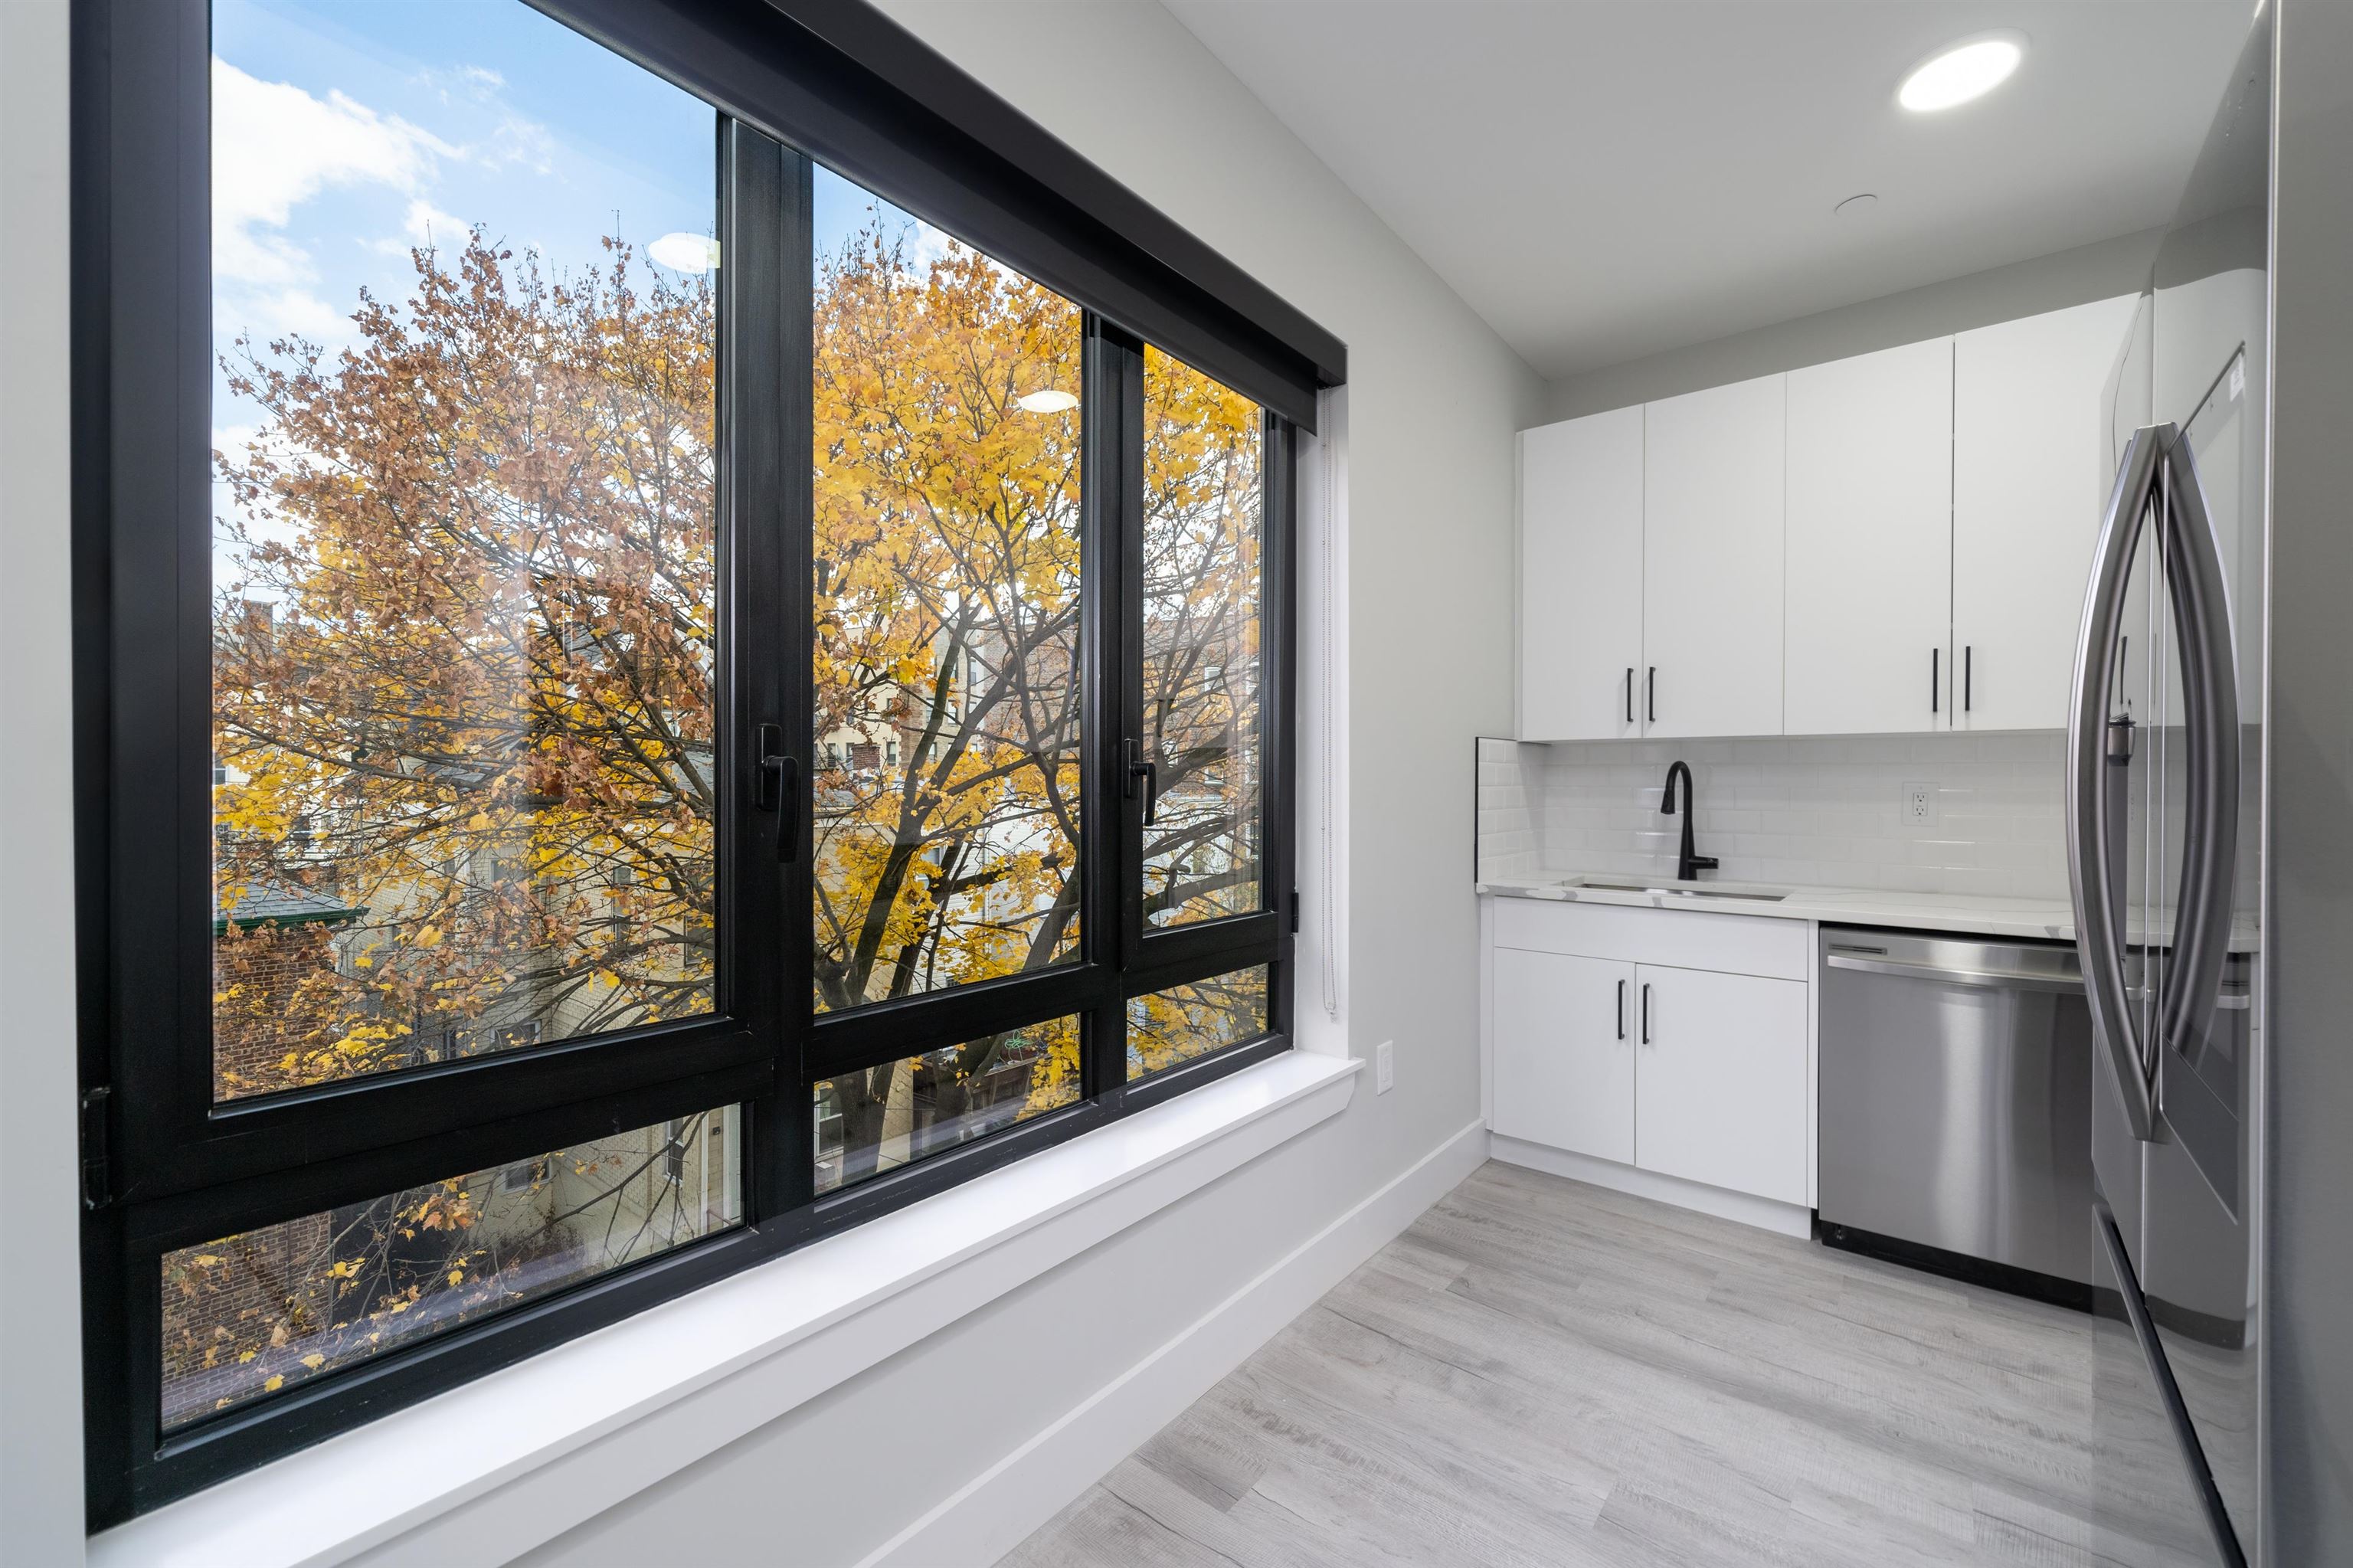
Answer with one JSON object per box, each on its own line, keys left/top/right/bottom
{"left": 1000, "top": 1159, "right": 2122, "bottom": 1568}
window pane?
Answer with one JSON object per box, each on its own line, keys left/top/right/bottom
{"left": 814, "top": 1016, "right": 1081, "bottom": 1192}
{"left": 810, "top": 169, "right": 1086, "bottom": 1013}
{"left": 1128, "top": 965, "right": 1269, "bottom": 1079}
{"left": 208, "top": 3, "right": 722, "bottom": 1099}
{"left": 160, "top": 1105, "right": 740, "bottom": 1430}
{"left": 1141, "top": 348, "right": 1265, "bottom": 928}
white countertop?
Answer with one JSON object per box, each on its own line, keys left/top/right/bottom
{"left": 1476, "top": 872, "right": 2082, "bottom": 941}
{"left": 1477, "top": 872, "right": 2258, "bottom": 951}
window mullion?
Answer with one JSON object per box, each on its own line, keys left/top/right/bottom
{"left": 725, "top": 122, "right": 813, "bottom": 1221}
{"left": 1090, "top": 321, "right": 1146, "bottom": 1101}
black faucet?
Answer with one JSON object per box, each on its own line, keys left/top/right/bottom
{"left": 1659, "top": 761, "right": 1719, "bottom": 882}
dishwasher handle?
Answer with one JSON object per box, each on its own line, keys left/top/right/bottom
{"left": 1825, "top": 949, "right": 2085, "bottom": 995}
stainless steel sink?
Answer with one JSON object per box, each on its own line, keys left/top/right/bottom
{"left": 1561, "top": 877, "right": 1788, "bottom": 903}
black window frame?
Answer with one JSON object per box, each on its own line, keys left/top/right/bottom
{"left": 73, "top": 0, "right": 1337, "bottom": 1529}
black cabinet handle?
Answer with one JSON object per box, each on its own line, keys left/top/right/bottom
{"left": 1932, "top": 647, "right": 1940, "bottom": 714}
{"left": 1616, "top": 978, "right": 1626, "bottom": 1041}
{"left": 1965, "top": 645, "right": 1972, "bottom": 712}
{"left": 1641, "top": 982, "right": 1652, "bottom": 1044}
{"left": 1625, "top": 667, "right": 1634, "bottom": 725}
{"left": 1646, "top": 666, "right": 1656, "bottom": 725}
{"left": 756, "top": 723, "right": 800, "bottom": 863}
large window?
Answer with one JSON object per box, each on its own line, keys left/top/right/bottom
{"left": 77, "top": 0, "right": 1326, "bottom": 1524}
{"left": 1141, "top": 345, "right": 1265, "bottom": 931}
{"left": 810, "top": 169, "right": 1086, "bottom": 1011}
{"left": 208, "top": 2, "right": 724, "bottom": 1102}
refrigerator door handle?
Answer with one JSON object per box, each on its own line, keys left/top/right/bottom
{"left": 2157, "top": 436, "right": 2242, "bottom": 1072}
{"left": 2070, "top": 424, "right": 2166, "bottom": 1142}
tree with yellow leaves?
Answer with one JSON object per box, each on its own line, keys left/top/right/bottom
{"left": 214, "top": 232, "right": 719, "bottom": 1102}
{"left": 215, "top": 208, "right": 1262, "bottom": 1195}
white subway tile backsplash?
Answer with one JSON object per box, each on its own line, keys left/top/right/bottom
{"left": 1477, "top": 732, "right": 2069, "bottom": 898}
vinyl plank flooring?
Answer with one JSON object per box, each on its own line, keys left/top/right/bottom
{"left": 1000, "top": 1161, "right": 2109, "bottom": 1568}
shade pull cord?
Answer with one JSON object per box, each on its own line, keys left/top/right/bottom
{"left": 1319, "top": 388, "right": 1340, "bottom": 1023}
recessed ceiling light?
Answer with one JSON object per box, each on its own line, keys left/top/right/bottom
{"left": 648, "top": 233, "right": 721, "bottom": 273}
{"left": 1898, "top": 32, "right": 2026, "bottom": 113}
{"left": 1015, "top": 389, "right": 1078, "bottom": 414}
{"left": 1834, "top": 193, "right": 1880, "bottom": 217}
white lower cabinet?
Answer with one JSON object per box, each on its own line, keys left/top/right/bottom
{"left": 1491, "top": 948, "right": 1635, "bottom": 1163}
{"left": 1488, "top": 901, "right": 1811, "bottom": 1212}
{"left": 1629, "top": 964, "right": 1808, "bottom": 1206}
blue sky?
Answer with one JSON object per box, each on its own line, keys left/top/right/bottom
{"left": 212, "top": 0, "right": 944, "bottom": 581}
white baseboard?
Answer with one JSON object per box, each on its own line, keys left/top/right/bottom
{"left": 1487, "top": 1134, "right": 1814, "bottom": 1239}
{"left": 862, "top": 1118, "right": 1492, "bottom": 1568}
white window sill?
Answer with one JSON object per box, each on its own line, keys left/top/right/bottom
{"left": 89, "top": 1049, "right": 1361, "bottom": 1568}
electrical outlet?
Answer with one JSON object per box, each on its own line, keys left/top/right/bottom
{"left": 1902, "top": 780, "right": 1939, "bottom": 828}
{"left": 1375, "top": 1039, "right": 1395, "bottom": 1094}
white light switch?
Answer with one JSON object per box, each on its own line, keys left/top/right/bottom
{"left": 1375, "top": 1039, "right": 1395, "bottom": 1094}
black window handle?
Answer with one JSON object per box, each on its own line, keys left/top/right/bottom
{"left": 1932, "top": 647, "right": 1940, "bottom": 714}
{"left": 1646, "top": 666, "right": 1656, "bottom": 725}
{"left": 1124, "top": 738, "right": 1160, "bottom": 826}
{"left": 1616, "top": 978, "right": 1626, "bottom": 1041}
{"left": 756, "top": 723, "right": 800, "bottom": 863}
{"left": 1641, "top": 982, "right": 1652, "bottom": 1044}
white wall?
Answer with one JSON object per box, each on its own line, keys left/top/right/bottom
{"left": 508, "top": 2, "right": 1541, "bottom": 1563}
{"left": 1544, "top": 226, "right": 2162, "bottom": 424}
{"left": 1, "top": 2, "right": 90, "bottom": 1563}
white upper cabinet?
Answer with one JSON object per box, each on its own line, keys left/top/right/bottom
{"left": 1519, "top": 408, "right": 1643, "bottom": 741}
{"left": 1784, "top": 339, "right": 1954, "bottom": 735}
{"left": 1954, "top": 296, "right": 2142, "bottom": 730}
{"left": 1514, "top": 294, "right": 2142, "bottom": 741}
{"left": 1641, "top": 374, "right": 1785, "bottom": 738}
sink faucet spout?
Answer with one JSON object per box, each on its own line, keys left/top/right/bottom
{"left": 1660, "top": 760, "right": 1720, "bottom": 882}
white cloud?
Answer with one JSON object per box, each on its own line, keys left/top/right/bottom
{"left": 909, "top": 221, "right": 957, "bottom": 270}
{"left": 257, "top": 287, "right": 350, "bottom": 344}
{"left": 420, "top": 63, "right": 506, "bottom": 104}
{"left": 404, "top": 198, "right": 469, "bottom": 246}
{"left": 479, "top": 111, "right": 559, "bottom": 176}
{"left": 210, "top": 57, "right": 454, "bottom": 289}
{"left": 211, "top": 421, "right": 306, "bottom": 589}
{"left": 411, "top": 63, "right": 555, "bottom": 173}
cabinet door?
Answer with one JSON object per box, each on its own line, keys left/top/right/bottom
{"left": 1642, "top": 374, "right": 1785, "bottom": 738}
{"left": 1491, "top": 947, "right": 1636, "bottom": 1163}
{"left": 1953, "top": 296, "right": 2141, "bottom": 730}
{"left": 1632, "top": 964, "right": 1807, "bottom": 1204}
{"left": 1785, "top": 339, "right": 1953, "bottom": 735}
{"left": 1519, "top": 408, "right": 1643, "bottom": 740}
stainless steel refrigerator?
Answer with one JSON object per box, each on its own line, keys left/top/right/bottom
{"left": 2072, "top": 11, "right": 2267, "bottom": 1566}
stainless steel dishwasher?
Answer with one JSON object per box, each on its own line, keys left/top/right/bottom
{"left": 1818, "top": 925, "right": 2093, "bottom": 1301}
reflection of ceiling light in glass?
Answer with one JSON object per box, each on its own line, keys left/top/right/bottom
{"left": 648, "top": 233, "right": 720, "bottom": 273}
{"left": 1015, "top": 389, "right": 1078, "bottom": 414}
{"left": 1898, "top": 34, "right": 2024, "bottom": 112}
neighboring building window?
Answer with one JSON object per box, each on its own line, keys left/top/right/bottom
{"left": 80, "top": 0, "right": 1316, "bottom": 1523}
